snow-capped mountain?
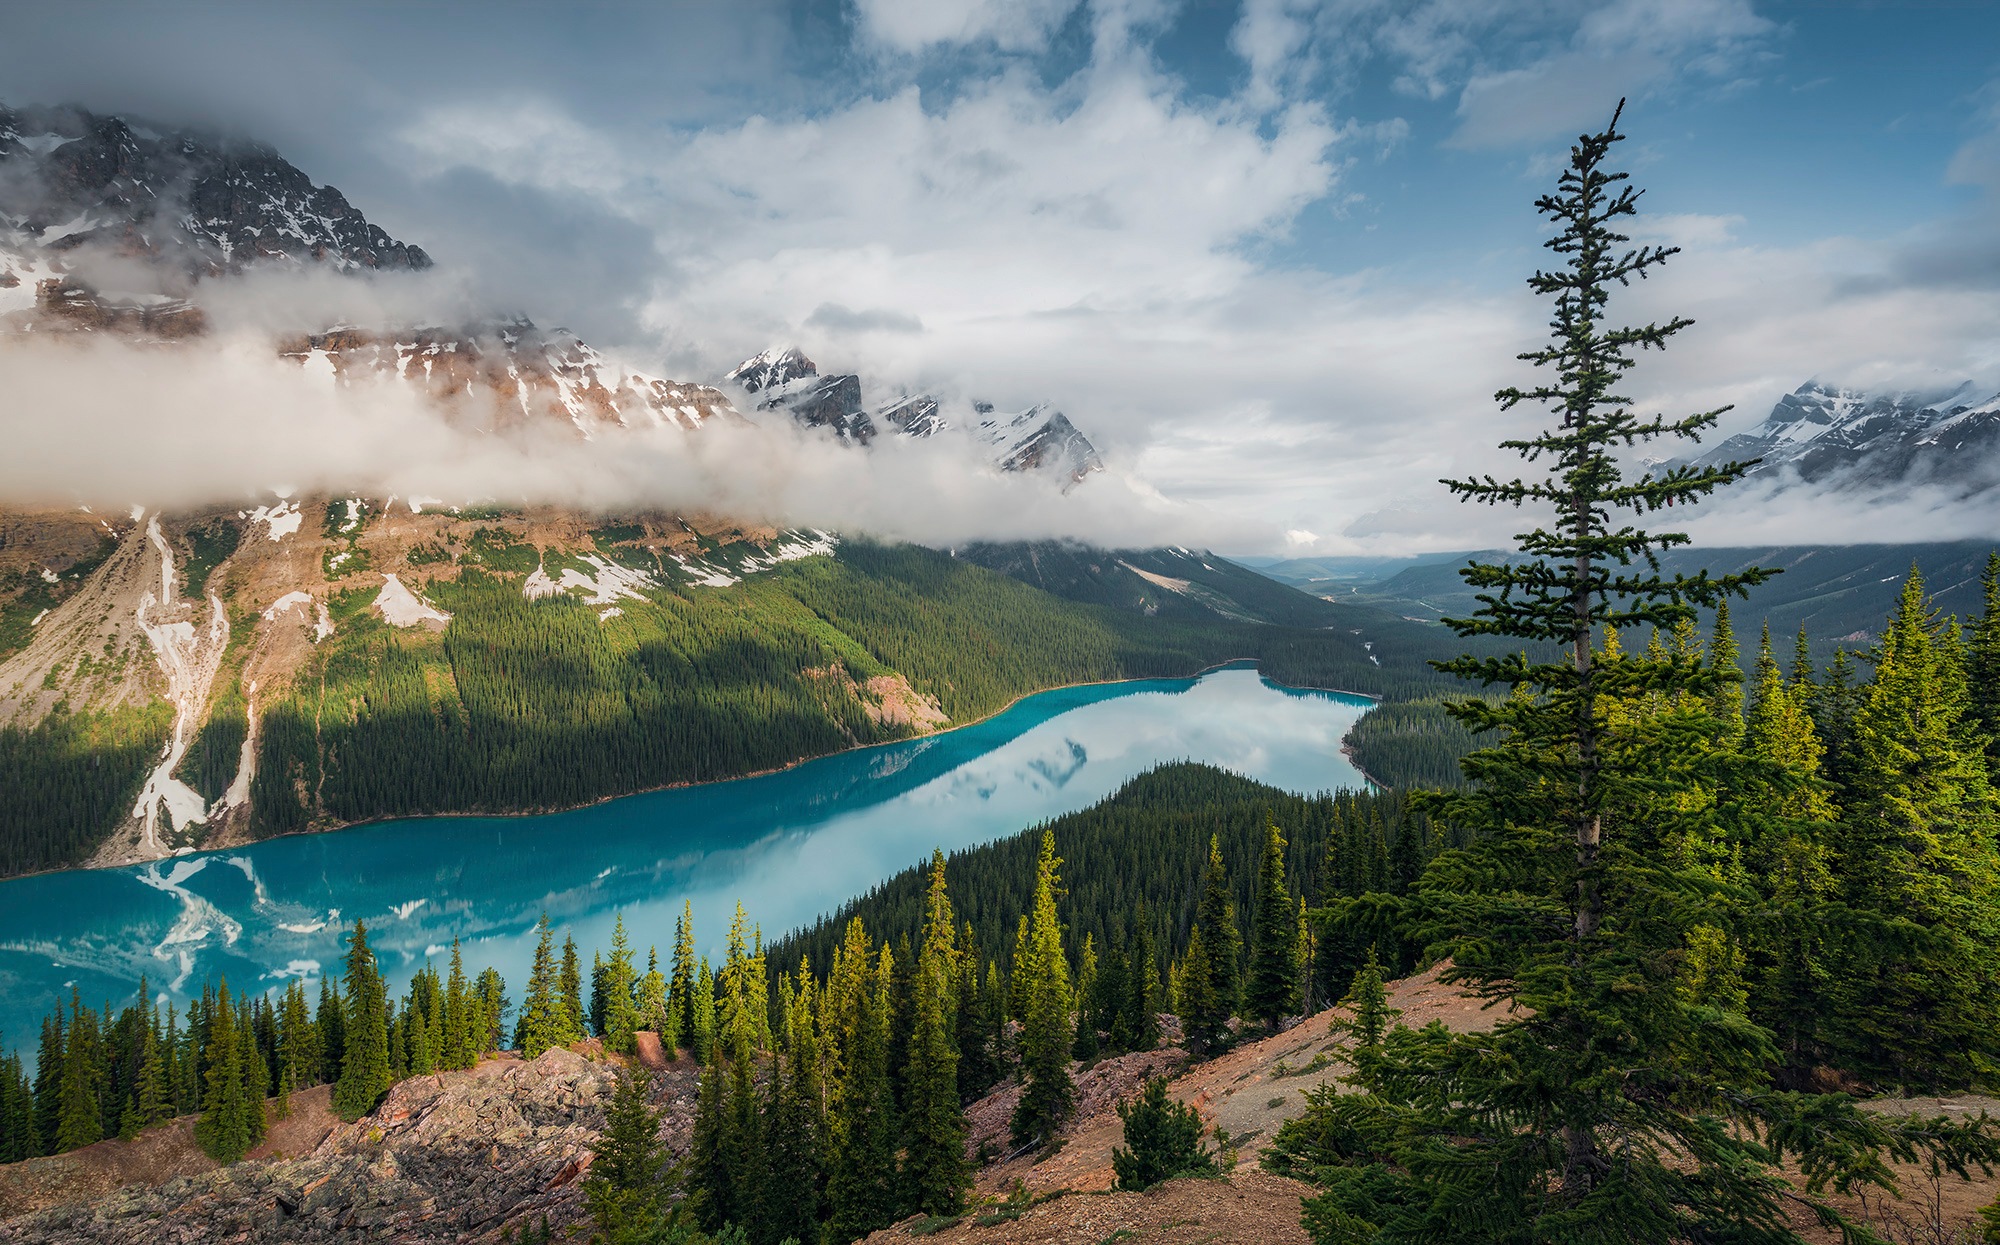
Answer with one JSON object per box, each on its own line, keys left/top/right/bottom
{"left": 973, "top": 402, "right": 1104, "bottom": 485}
{"left": 0, "top": 102, "right": 429, "bottom": 277}
{"left": 724, "top": 349, "right": 1105, "bottom": 483}
{"left": 727, "top": 346, "right": 818, "bottom": 393}
{"left": 1686, "top": 380, "right": 2000, "bottom": 493}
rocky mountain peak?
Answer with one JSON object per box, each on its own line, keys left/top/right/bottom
{"left": 0, "top": 101, "right": 430, "bottom": 279}
{"left": 726, "top": 346, "right": 817, "bottom": 393}
{"left": 1684, "top": 377, "right": 2000, "bottom": 494}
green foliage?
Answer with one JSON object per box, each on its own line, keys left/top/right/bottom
{"left": 1178, "top": 835, "right": 1241, "bottom": 1056}
{"left": 585, "top": 1069, "right": 670, "bottom": 1241}
{"left": 0, "top": 702, "right": 171, "bottom": 874}
{"left": 1111, "top": 1077, "right": 1216, "bottom": 1191}
{"left": 332, "top": 921, "right": 392, "bottom": 1121}
{"left": 1283, "top": 103, "right": 2000, "bottom": 1245}
{"left": 178, "top": 517, "right": 241, "bottom": 598}
{"left": 903, "top": 854, "right": 969, "bottom": 1216}
{"left": 1344, "top": 696, "right": 1492, "bottom": 790}
{"left": 1243, "top": 817, "right": 1300, "bottom": 1029}
{"left": 1010, "top": 831, "right": 1074, "bottom": 1148}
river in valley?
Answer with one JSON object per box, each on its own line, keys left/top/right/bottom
{"left": 0, "top": 664, "right": 1374, "bottom": 1054}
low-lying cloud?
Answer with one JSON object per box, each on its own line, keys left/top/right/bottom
{"left": 0, "top": 333, "right": 1247, "bottom": 550}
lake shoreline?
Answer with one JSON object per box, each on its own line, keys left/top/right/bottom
{"left": 10, "top": 658, "right": 1385, "bottom": 885}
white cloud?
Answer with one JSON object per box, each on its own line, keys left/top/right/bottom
{"left": 853, "top": 0, "right": 1083, "bottom": 54}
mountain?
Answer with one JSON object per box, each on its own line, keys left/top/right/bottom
{"left": 973, "top": 401, "right": 1103, "bottom": 484}
{"left": 1680, "top": 380, "right": 2000, "bottom": 494}
{"left": 0, "top": 102, "right": 430, "bottom": 278}
{"left": 723, "top": 348, "right": 1106, "bottom": 481}
{"left": 1277, "top": 540, "right": 1999, "bottom": 650}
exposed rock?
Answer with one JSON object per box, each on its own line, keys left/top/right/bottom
{"left": 727, "top": 346, "right": 818, "bottom": 393}
{"left": 0, "top": 1048, "right": 702, "bottom": 1245}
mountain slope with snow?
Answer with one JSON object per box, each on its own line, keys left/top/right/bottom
{"left": 1685, "top": 380, "right": 2000, "bottom": 494}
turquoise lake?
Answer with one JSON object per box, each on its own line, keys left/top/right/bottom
{"left": 0, "top": 664, "right": 1373, "bottom": 1055}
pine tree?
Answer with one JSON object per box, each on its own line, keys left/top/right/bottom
{"left": 443, "top": 940, "right": 473, "bottom": 1070}
{"left": 600, "top": 914, "right": 640, "bottom": 1056}
{"left": 332, "top": 920, "right": 392, "bottom": 1121}
{"left": 316, "top": 972, "right": 346, "bottom": 1085}
{"left": 687, "top": 1045, "right": 733, "bottom": 1231}
{"left": 474, "top": 968, "right": 509, "bottom": 1056}
{"left": 194, "top": 982, "right": 253, "bottom": 1162}
{"left": 955, "top": 924, "right": 997, "bottom": 1102}
{"left": 1010, "top": 830, "right": 1073, "bottom": 1149}
{"left": 1178, "top": 835, "right": 1238, "bottom": 1055}
{"left": 1244, "top": 816, "right": 1300, "bottom": 1029}
{"left": 1096, "top": 934, "right": 1131, "bottom": 1054}
{"left": 235, "top": 998, "right": 268, "bottom": 1150}
{"left": 33, "top": 1011, "right": 62, "bottom": 1154}
{"left": 903, "top": 851, "right": 969, "bottom": 1217}
{"left": 1071, "top": 932, "right": 1100, "bottom": 1061}
{"left": 133, "top": 1002, "right": 173, "bottom": 1130}
{"left": 1127, "top": 908, "right": 1161, "bottom": 1053}
{"left": 54, "top": 990, "right": 102, "bottom": 1153}
{"left": 826, "top": 920, "right": 897, "bottom": 1241}
{"left": 584, "top": 1068, "right": 668, "bottom": 1240}
{"left": 765, "top": 959, "right": 825, "bottom": 1245}
{"left": 690, "top": 958, "right": 716, "bottom": 1065}
{"left": 1287, "top": 105, "right": 2000, "bottom": 1241}
{"left": 559, "top": 935, "right": 586, "bottom": 1046}
{"left": 516, "top": 914, "right": 565, "bottom": 1057}
{"left": 1112, "top": 1077, "right": 1215, "bottom": 1192}
{"left": 1830, "top": 569, "right": 2000, "bottom": 1086}
{"left": 670, "top": 902, "right": 697, "bottom": 1055}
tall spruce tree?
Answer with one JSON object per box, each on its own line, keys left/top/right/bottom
{"left": 559, "top": 935, "right": 586, "bottom": 1046}
{"left": 1290, "top": 104, "right": 2000, "bottom": 1243}
{"left": 516, "top": 914, "right": 566, "bottom": 1057}
{"left": 54, "top": 990, "right": 102, "bottom": 1153}
{"left": 1009, "top": 830, "right": 1073, "bottom": 1149}
{"left": 1244, "top": 816, "right": 1301, "bottom": 1029}
{"left": 332, "top": 921, "right": 391, "bottom": 1122}
{"left": 584, "top": 1068, "right": 669, "bottom": 1241}
{"left": 826, "top": 921, "right": 897, "bottom": 1241}
{"left": 600, "top": 914, "right": 640, "bottom": 1056}
{"left": 903, "top": 851, "right": 969, "bottom": 1216}
{"left": 1178, "top": 835, "right": 1238, "bottom": 1055}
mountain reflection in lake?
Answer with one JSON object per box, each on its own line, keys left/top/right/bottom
{"left": 0, "top": 664, "right": 1373, "bottom": 1055}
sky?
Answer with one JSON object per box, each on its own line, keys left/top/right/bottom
{"left": 4, "top": 0, "right": 2000, "bottom": 554}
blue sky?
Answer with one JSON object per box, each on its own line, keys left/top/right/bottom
{"left": 6, "top": 0, "right": 1999, "bottom": 551}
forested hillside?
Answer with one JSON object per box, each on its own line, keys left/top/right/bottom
{"left": 0, "top": 523, "right": 1461, "bottom": 875}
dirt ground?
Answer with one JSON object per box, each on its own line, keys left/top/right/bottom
{"left": 863, "top": 1169, "right": 1317, "bottom": 1245}
{"left": 0, "top": 1083, "right": 337, "bottom": 1219}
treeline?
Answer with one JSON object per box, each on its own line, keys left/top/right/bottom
{"left": 1342, "top": 696, "right": 1491, "bottom": 790}
{"left": 247, "top": 542, "right": 1449, "bottom": 839}
{"left": 0, "top": 923, "right": 508, "bottom": 1165}
{"left": 770, "top": 763, "right": 1450, "bottom": 1022}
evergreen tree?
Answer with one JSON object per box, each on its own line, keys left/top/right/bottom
{"left": 235, "top": 997, "right": 268, "bottom": 1150}
{"left": 316, "top": 972, "right": 346, "bottom": 1085}
{"left": 474, "top": 968, "right": 509, "bottom": 1055}
{"left": 54, "top": 990, "right": 102, "bottom": 1153}
{"left": 1071, "top": 932, "right": 1100, "bottom": 1061}
{"left": 1178, "top": 836, "right": 1238, "bottom": 1055}
{"left": 559, "top": 935, "right": 586, "bottom": 1046}
{"left": 826, "top": 920, "right": 897, "bottom": 1241}
{"left": 193, "top": 982, "right": 254, "bottom": 1162}
{"left": 764, "top": 961, "right": 826, "bottom": 1245}
{"left": 1010, "top": 830, "right": 1074, "bottom": 1149}
{"left": 516, "top": 914, "right": 566, "bottom": 1057}
{"left": 33, "top": 1011, "right": 61, "bottom": 1154}
{"left": 1096, "top": 934, "right": 1131, "bottom": 1054}
{"left": 1127, "top": 908, "right": 1161, "bottom": 1053}
{"left": 133, "top": 1002, "right": 174, "bottom": 1130}
{"left": 600, "top": 914, "right": 640, "bottom": 1056}
{"left": 1288, "top": 105, "right": 2000, "bottom": 1242}
{"left": 332, "top": 920, "right": 392, "bottom": 1122}
{"left": 687, "top": 1045, "right": 734, "bottom": 1232}
{"left": 670, "top": 902, "right": 697, "bottom": 1056}
{"left": 954, "top": 924, "right": 997, "bottom": 1102}
{"left": 903, "top": 851, "right": 969, "bottom": 1217}
{"left": 1112, "top": 1077, "right": 1215, "bottom": 1192}
{"left": 1244, "top": 816, "right": 1301, "bottom": 1029}
{"left": 443, "top": 940, "right": 474, "bottom": 1070}
{"left": 583, "top": 1069, "right": 669, "bottom": 1242}
{"left": 690, "top": 959, "right": 716, "bottom": 1065}
{"left": 1829, "top": 569, "right": 2000, "bottom": 1086}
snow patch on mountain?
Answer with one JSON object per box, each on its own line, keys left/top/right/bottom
{"left": 374, "top": 573, "right": 451, "bottom": 628}
{"left": 241, "top": 500, "right": 302, "bottom": 540}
